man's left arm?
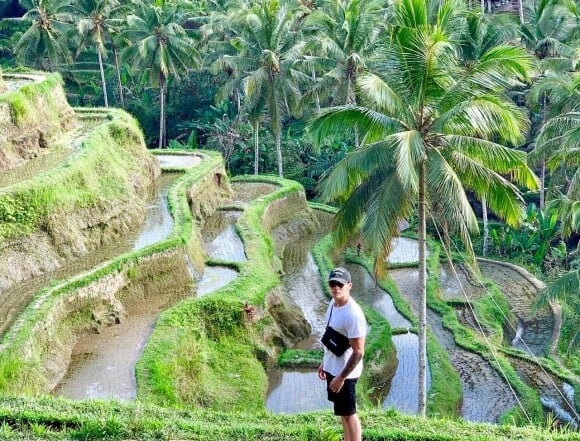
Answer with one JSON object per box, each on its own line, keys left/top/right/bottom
{"left": 328, "top": 336, "right": 365, "bottom": 393}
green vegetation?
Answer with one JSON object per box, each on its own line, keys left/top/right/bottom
{"left": 0, "top": 72, "right": 67, "bottom": 126}
{"left": 0, "top": 107, "right": 151, "bottom": 241}
{"left": 0, "top": 149, "right": 228, "bottom": 396}
{"left": 136, "top": 175, "right": 314, "bottom": 409}
{"left": 0, "top": 0, "right": 578, "bottom": 436}
{"left": 0, "top": 396, "right": 575, "bottom": 441}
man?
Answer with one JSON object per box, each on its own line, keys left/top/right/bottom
{"left": 318, "top": 267, "right": 367, "bottom": 441}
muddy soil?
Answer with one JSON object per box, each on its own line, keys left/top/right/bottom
{"left": 509, "top": 356, "right": 579, "bottom": 428}
{"left": 231, "top": 182, "right": 279, "bottom": 205}
{"left": 439, "top": 262, "right": 485, "bottom": 302}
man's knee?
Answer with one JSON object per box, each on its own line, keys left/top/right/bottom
{"left": 341, "top": 413, "right": 358, "bottom": 423}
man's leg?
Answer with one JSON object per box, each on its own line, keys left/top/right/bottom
{"left": 340, "top": 413, "right": 362, "bottom": 441}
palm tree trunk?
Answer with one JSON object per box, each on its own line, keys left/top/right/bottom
{"left": 540, "top": 157, "right": 546, "bottom": 210}
{"left": 482, "top": 197, "right": 489, "bottom": 256}
{"left": 518, "top": 0, "right": 524, "bottom": 24}
{"left": 418, "top": 164, "right": 427, "bottom": 417}
{"left": 98, "top": 50, "right": 109, "bottom": 108}
{"left": 235, "top": 87, "right": 241, "bottom": 114}
{"left": 347, "top": 78, "right": 360, "bottom": 149}
{"left": 159, "top": 75, "right": 166, "bottom": 149}
{"left": 254, "top": 119, "right": 260, "bottom": 175}
{"left": 276, "top": 129, "right": 283, "bottom": 177}
{"left": 480, "top": 0, "right": 484, "bottom": 13}
{"left": 312, "top": 66, "right": 320, "bottom": 114}
{"left": 113, "top": 45, "right": 125, "bottom": 109}
{"left": 548, "top": 299, "right": 562, "bottom": 357}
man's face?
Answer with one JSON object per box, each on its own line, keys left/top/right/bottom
{"left": 328, "top": 280, "right": 352, "bottom": 305}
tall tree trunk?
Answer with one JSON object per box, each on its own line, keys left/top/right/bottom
{"left": 235, "top": 87, "right": 241, "bottom": 114}
{"left": 482, "top": 197, "right": 489, "bottom": 256}
{"left": 540, "top": 157, "right": 546, "bottom": 210}
{"left": 347, "top": 77, "right": 359, "bottom": 149}
{"left": 487, "top": 0, "right": 491, "bottom": 13}
{"left": 254, "top": 119, "right": 260, "bottom": 175}
{"left": 159, "top": 75, "right": 166, "bottom": 149}
{"left": 98, "top": 49, "right": 109, "bottom": 108}
{"left": 518, "top": 0, "right": 524, "bottom": 24}
{"left": 480, "top": 0, "right": 484, "bottom": 13}
{"left": 312, "top": 66, "right": 320, "bottom": 114}
{"left": 276, "top": 129, "right": 283, "bottom": 177}
{"left": 113, "top": 45, "right": 124, "bottom": 109}
{"left": 418, "top": 165, "right": 427, "bottom": 417}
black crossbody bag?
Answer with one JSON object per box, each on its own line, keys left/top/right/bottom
{"left": 321, "top": 305, "right": 350, "bottom": 356}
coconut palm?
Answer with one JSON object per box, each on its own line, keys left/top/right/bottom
{"left": 308, "top": 0, "right": 537, "bottom": 415}
{"left": 301, "top": 0, "right": 386, "bottom": 149}
{"left": 219, "top": 0, "right": 306, "bottom": 176}
{"left": 302, "top": 0, "right": 385, "bottom": 108}
{"left": 121, "top": 3, "right": 199, "bottom": 148}
{"left": 529, "top": 72, "right": 579, "bottom": 200}
{"left": 458, "top": 10, "right": 522, "bottom": 255}
{"left": 521, "top": 0, "right": 578, "bottom": 62}
{"left": 8, "top": 0, "right": 74, "bottom": 70}
{"left": 522, "top": 0, "right": 578, "bottom": 208}
{"left": 67, "top": 0, "right": 129, "bottom": 107}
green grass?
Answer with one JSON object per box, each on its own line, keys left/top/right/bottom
{"left": 0, "top": 72, "right": 65, "bottom": 126}
{"left": 0, "top": 109, "right": 152, "bottom": 241}
{"left": 0, "top": 396, "right": 575, "bottom": 440}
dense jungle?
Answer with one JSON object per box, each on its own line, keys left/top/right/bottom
{"left": 0, "top": 0, "right": 578, "bottom": 439}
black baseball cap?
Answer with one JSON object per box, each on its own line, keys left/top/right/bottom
{"left": 328, "top": 267, "right": 351, "bottom": 284}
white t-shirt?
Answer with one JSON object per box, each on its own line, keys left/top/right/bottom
{"left": 321, "top": 298, "right": 367, "bottom": 379}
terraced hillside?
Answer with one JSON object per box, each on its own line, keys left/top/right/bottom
{"left": 0, "top": 72, "right": 577, "bottom": 440}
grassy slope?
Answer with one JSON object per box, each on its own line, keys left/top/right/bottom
{"left": 0, "top": 396, "right": 576, "bottom": 440}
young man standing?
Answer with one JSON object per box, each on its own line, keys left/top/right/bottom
{"left": 318, "top": 267, "right": 367, "bottom": 441}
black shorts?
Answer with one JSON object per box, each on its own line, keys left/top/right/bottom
{"left": 325, "top": 372, "right": 358, "bottom": 416}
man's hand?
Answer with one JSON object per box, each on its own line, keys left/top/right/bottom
{"left": 317, "top": 364, "right": 326, "bottom": 381}
{"left": 329, "top": 375, "right": 345, "bottom": 393}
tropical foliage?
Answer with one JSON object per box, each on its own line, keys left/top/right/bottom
{"left": 1, "top": 0, "right": 579, "bottom": 422}
{"left": 308, "top": 0, "right": 538, "bottom": 414}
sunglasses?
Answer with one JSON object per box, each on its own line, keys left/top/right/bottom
{"left": 328, "top": 281, "right": 344, "bottom": 288}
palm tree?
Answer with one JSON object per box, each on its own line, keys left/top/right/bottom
{"left": 301, "top": 0, "right": 385, "bottom": 148}
{"left": 529, "top": 72, "right": 579, "bottom": 203}
{"left": 68, "top": 0, "right": 128, "bottom": 107}
{"left": 308, "top": 0, "right": 537, "bottom": 415}
{"left": 302, "top": 0, "right": 385, "bottom": 108}
{"left": 458, "top": 10, "right": 521, "bottom": 255}
{"left": 121, "top": 3, "right": 199, "bottom": 148}
{"left": 521, "top": 0, "right": 578, "bottom": 61}
{"left": 521, "top": 0, "right": 578, "bottom": 208}
{"left": 219, "top": 0, "right": 306, "bottom": 176}
{"left": 8, "top": 0, "right": 74, "bottom": 70}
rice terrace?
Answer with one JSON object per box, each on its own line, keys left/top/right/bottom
{"left": 0, "top": 0, "right": 578, "bottom": 439}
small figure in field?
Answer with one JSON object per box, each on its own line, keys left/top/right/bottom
{"left": 243, "top": 302, "right": 255, "bottom": 320}
{"left": 318, "top": 267, "right": 367, "bottom": 441}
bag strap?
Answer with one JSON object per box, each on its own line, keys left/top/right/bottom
{"left": 326, "top": 304, "right": 334, "bottom": 328}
